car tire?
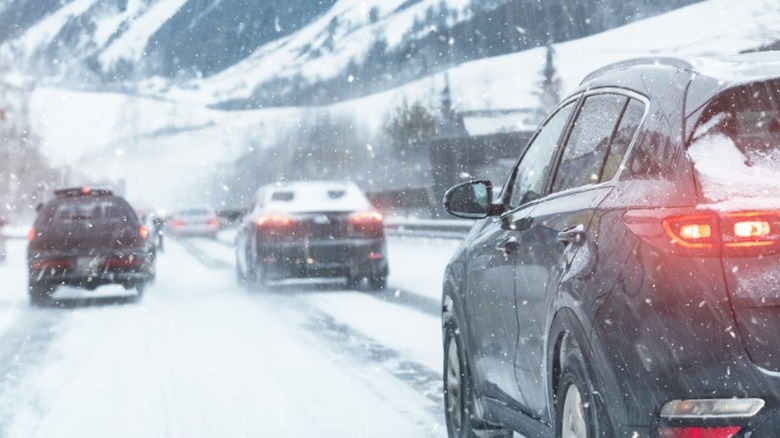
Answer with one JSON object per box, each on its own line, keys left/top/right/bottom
{"left": 249, "top": 263, "right": 267, "bottom": 291}
{"left": 368, "top": 275, "right": 387, "bottom": 291}
{"left": 29, "top": 282, "right": 54, "bottom": 306}
{"left": 444, "top": 324, "right": 512, "bottom": 438}
{"left": 133, "top": 282, "right": 146, "bottom": 303}
{"left": 555, "top": 339, "right": 611, "bottom": 438}
{"left": 235, "top": 252, "right": 248, "bottom": 286}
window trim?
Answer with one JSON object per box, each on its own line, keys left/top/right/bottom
{"left": 500, "top": 94, "right": 583, "bottom": 211}
{"left": 544, "top": 88, "right": 649, "bottom": 198}
{"left": 500, "top": 88, "right": 649, "bottom": 214}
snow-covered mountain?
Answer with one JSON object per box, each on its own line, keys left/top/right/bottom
{"left": 1, "top": 0, "right": 703, "bottom": 107}
{"left": 4, "top": 0, "right": 780, "bottom": 212}
{"left": 0, "top": 0, "right": 336, "bottom": 85}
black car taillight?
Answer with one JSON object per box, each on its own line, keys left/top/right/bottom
{"left": 30, "top": 258, "right": 72, "bottom": 270}
{"left": 256, "top": 215, "right": 295, "bottom": 238}
{"left": 106, "top": 256, "right": 144, "bottom": 268}
{"left": 350, "top": 211, "right": 384, "bottom": 238}
{"left": 624, "top": 208, "right": 780, "bottom": 257}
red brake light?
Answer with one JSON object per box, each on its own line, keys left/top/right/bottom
{"left": 139, "top": 225, "right": 149, "bottom": 239}
{"left": 106, "top": 256, "right": 143, "bottom": 268}
{"left": 662, "top": 214, "right": 717, "bottom": 249}
{"left": 721, "top": 211, "right": 778, "bottom": 248}
{"left": 28, "top": 227, "right": 36, "bottom": 241}
{"left": 256, "top": 215, "right": 293, "bottom": 227}
{"left": 350, "top": 211, "right": 383, "bottom": 223}
{"left": 658, "top": 426, "right": 741, "bottom": 438}
{"left": 625, "top": 208, "right": 780, "bottom": 257}
{"left": 30, "top": 258, "right": 72, "bottom": 270}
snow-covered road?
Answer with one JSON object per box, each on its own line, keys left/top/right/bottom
{"left": 0, "top": 233, "right": 462, "bottom": 437}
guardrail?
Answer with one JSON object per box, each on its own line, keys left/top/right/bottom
{"left": 383, "top": 217, "right": 475, "bottom": 239}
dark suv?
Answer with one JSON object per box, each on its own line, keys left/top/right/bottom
{"left": 27, "top": 187, "right": 155, "bottom": 304}
{"left": 442, "top": 52, "right": 780, "bottom": 438}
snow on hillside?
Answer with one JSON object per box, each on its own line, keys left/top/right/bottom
{"left": 172, "top": 0, "right": 477, "bottom": 104}
{"left": 29, "top": 0, "right": 780, "bottom": 211}
{"left": 97, "top": 0, "right": 189, "bottom": 70}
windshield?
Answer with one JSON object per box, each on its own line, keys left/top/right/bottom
{"left": 1, "top": 1, "right": 779, "bottom": 437}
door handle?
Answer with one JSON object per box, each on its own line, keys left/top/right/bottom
{"left": 557, "top": 224, "right": 586, "bottom": 245}
{"left": 496, "top": 235, "right": 519, "bottom": 255}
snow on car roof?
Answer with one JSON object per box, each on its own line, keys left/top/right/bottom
{"left": 260, "top": 181, "right": 373, "bottom": 213}
{"left": 687, "top": 52, "right": 780, "bottom": 84}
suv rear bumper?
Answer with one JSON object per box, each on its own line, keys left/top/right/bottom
{"left": 28, "top": 252, "right": 154, "bottom": 289}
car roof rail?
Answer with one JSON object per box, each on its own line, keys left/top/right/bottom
{"left": 54, "top": 186, "right": 114, "bottom": 197}
{"left": 580, "top": 56, "right": 695, "bottom": 85}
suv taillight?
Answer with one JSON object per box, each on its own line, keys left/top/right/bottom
{"left": 624, "top": 208, "right": 780, "bottom": 257}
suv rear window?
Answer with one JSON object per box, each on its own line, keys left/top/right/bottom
{"left": 688, "top": 80, "right": 780, "bottom": 203}
{"left": 47, "top": 198, "right": 131, "bottom": 223}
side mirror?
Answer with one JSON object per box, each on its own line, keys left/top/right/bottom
{"left": 443, "top": 180, "right": 494, "bottom": 219}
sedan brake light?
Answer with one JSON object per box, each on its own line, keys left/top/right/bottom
{"left": 139, "top": 225, "right": 149, "bottom": 239}
{"left": 624, "top": 208, "right": 780, "bottom": 257}
{"left": 256, "top": 215, "right": 293, "bottom": 227}
{"left": 350, "top": 211, "right": 384, "bottom": 238}
{"left": 350, "top": 211, "right": 383, "bottom": 224}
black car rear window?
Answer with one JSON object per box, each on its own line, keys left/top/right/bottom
{"left": 49, "top": 199, "right": 130, "bottom": 223}
{"left": 271, "top": 191, "right": 295, "bottom": 201}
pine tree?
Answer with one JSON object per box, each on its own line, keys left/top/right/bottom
{"left": 533, "top": 42, "right": 563, "bottom": 124}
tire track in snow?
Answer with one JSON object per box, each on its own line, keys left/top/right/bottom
{"left": 181, "top": 235, "right": 446, "bottom": 421}
{"left": 179, "top": 234, "right": 441, "bottom": 317}
{"left": 302, "top": 309, "right": 444, "bottom": 416}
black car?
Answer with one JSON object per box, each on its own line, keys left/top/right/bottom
{"left": 442, "top": 52, "right": 780, "bottom": 438}
{"left": 27, "top": 187, "right": 156, "bottom": 304}
{"left": 235, "top": 180, "right": 388, "bottom": 290}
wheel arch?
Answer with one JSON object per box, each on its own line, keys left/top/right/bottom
{"left": 548, "top": 307, "right": 628, "bottom": 436}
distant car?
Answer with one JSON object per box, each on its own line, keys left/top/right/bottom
{"left": 442, "top": 53, "right": 780, "bottom": 438}
{"left": 27, "top": 187, "right": 156, "bottom": 305}
{"left": 142, "top": 212, "right": 165, "bottom": 252}
{"left": 166, "top": 208, "right": 220, "bottom": 239}
{"left": 235, "top": 180, "right": 388, "bottom": 290}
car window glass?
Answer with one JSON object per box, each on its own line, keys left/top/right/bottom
{"left": 509, "top": 102, "right": 575, "bottom": 208}
{"left": 271, "top": 191, "right": 295, "bottom": 201}
{"left": 688, "top": 80, "right": 780, "bottom": 201}
{"left": 52, "top": 200, "right": 124, "bottom": 222}
{"left": 601, "top": 98, "right": 646, "bottom": 181}
{"left": 552, "top": 94, "right": 626, "bottom": 193}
